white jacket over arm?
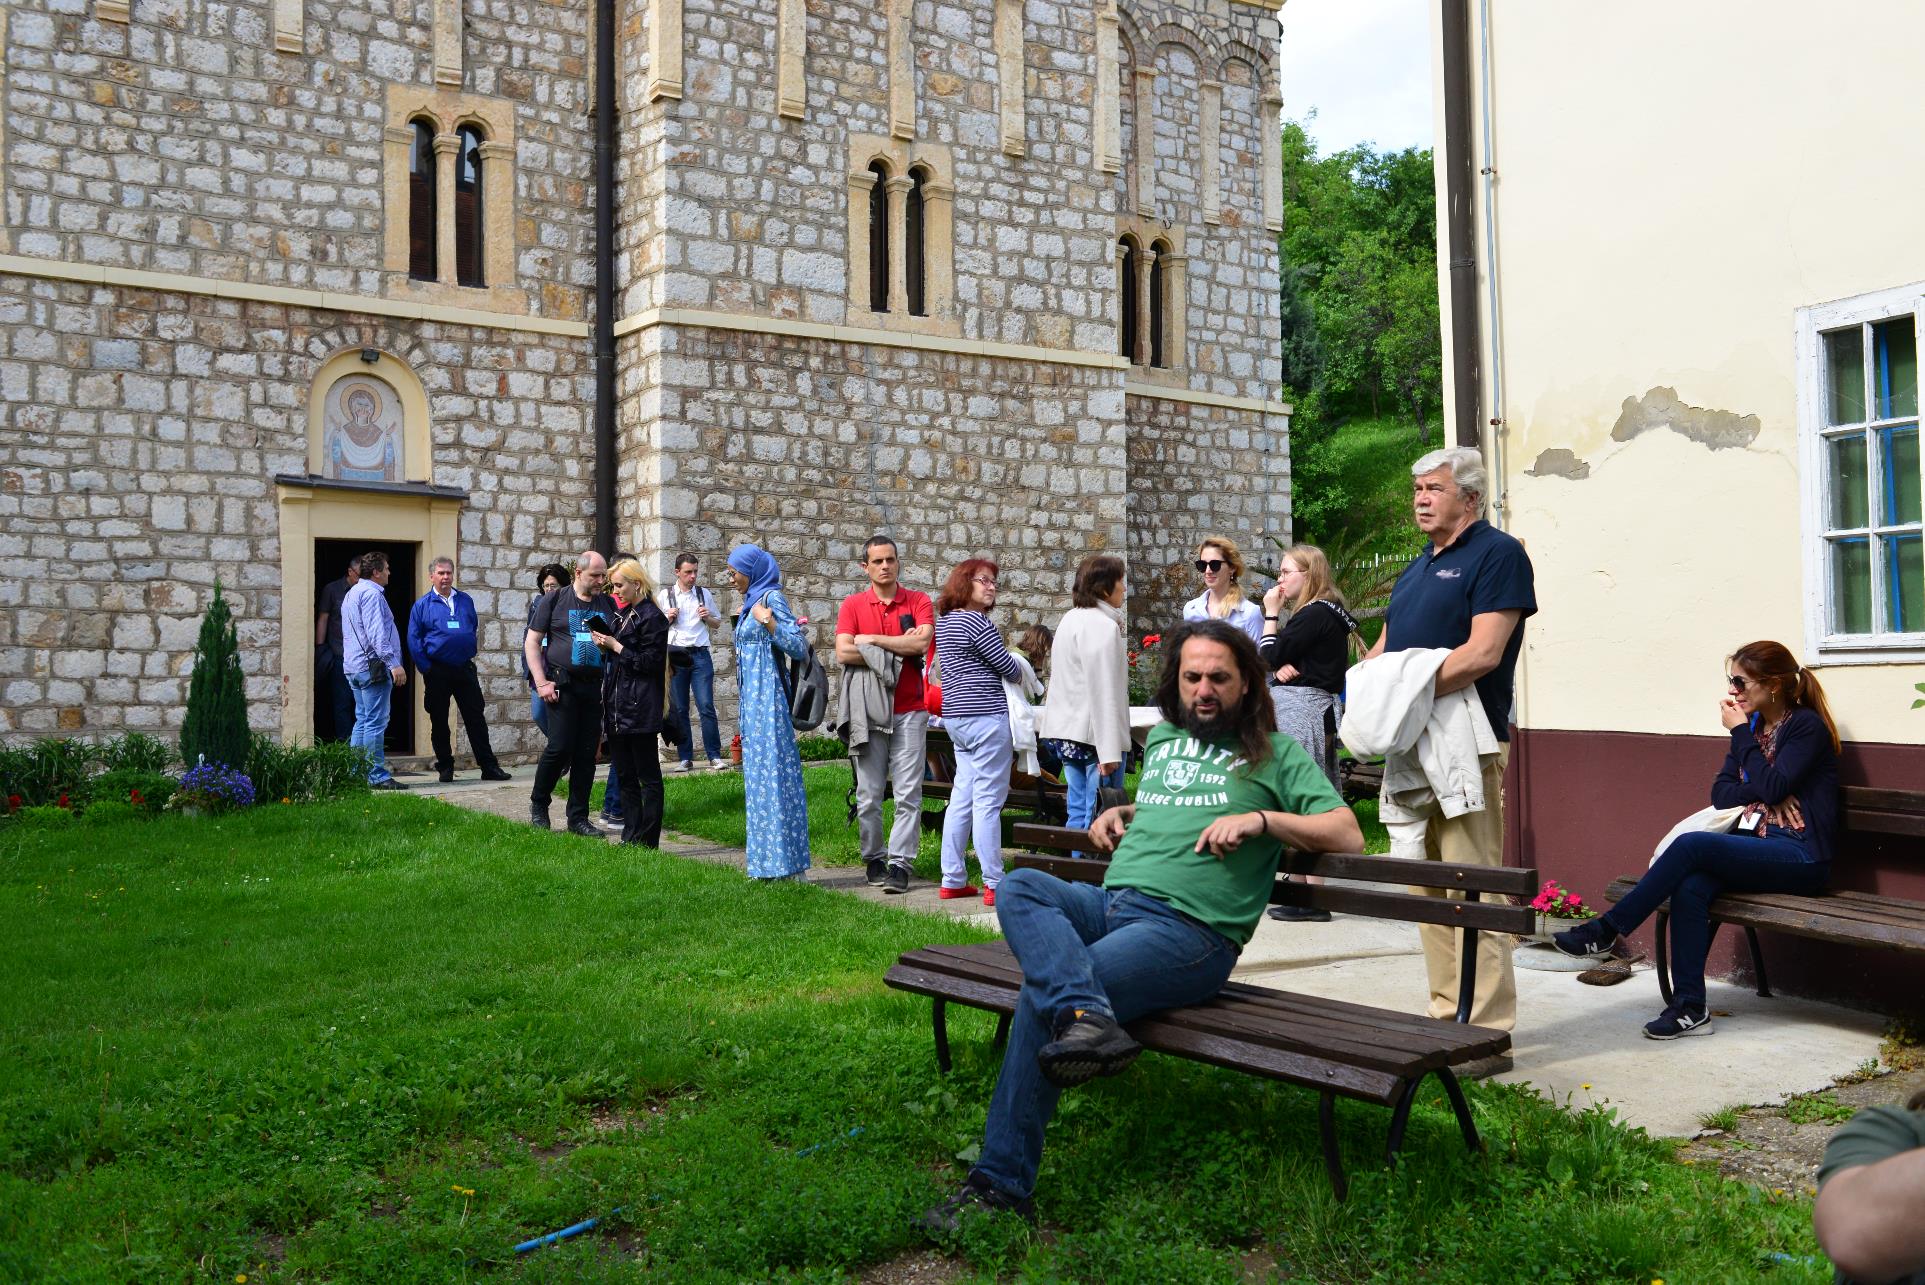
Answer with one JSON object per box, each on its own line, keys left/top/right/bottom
{"left": 1036, "top": 605, "right": 1131, "bottom": 764}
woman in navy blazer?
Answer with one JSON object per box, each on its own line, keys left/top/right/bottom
{"left": 1554, "top": 640, "right": 1842, "bottom": 1041}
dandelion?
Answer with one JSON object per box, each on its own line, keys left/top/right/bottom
{"left": 236, "top": 1275, "right": 248, "bottom": 1283}
{"left": 1582, "top": 1083, "right": 1592, "bottom": 1090}
{"left": 282, "top": 797, "right": 291, "bottom": 804}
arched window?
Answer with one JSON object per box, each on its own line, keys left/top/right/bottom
{"left": 1118, "top": 236, "right": 1139, "bottom": 361}
{"left": 906, "top": 166, "right": 928, "bottom": 317}
{"left": 867, "top": 160, "right": 891, "bottom": 312}
{"left": 454, "top": 125, "right": 485, "bottom": 288}
{"left": 408, "top": 119, "right": 437, "bottom": 281}
{"left": 1150, "top": 238, "right": 1171, "bottom": 368}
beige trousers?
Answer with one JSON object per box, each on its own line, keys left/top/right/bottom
{"left": 1411, "top": 745, "right": 1516, "bottom": 1031}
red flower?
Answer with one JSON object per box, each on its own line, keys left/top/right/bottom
{"left": 5, "top": 794, "right": 19, "bottom": 811}
{"left": 56, "top": 793, "right": 71, "bottom": 809}
{"left": 130, "top": 788, "right": 145, "bottom": 805}
{"left": 1142, "top": 634, "right": 1162, "bottom": 647}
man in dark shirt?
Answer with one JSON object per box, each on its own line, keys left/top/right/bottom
{"left": 1815, "top": 1091, "right": 1925, "bottom": 1284}
{"left": 315, "top": 556, "right": 359, "bottom": 742}
{"left": 1364, "top": 445, "right": 1536, "bottom": 1032}
{"left": 524, "top": 550, "right": 616, "bottom": 835}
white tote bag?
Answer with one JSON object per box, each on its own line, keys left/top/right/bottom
{"left": 1649, "top": 805, "right": 1745, "bottom": 867}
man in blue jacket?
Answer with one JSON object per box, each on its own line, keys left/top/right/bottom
{"left": 408, "top": 556, "right": 512, "bottom": 784}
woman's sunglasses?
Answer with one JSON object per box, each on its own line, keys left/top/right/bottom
{"left": 1195, "top": 559, "right": 1227, "bottom": 573}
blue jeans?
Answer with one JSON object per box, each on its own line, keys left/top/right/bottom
{"left": 1603, "top": 829, "right": 1829, "bottom": 1010}
{"left": 603, "top": 753, "right": 625, "bottom": 820}
{"left": 941, "top": 713, "right": 1013, "bottom": 890}
{"left": 346, "top": 666, "right": 394, "bottom": 784}
{"left": 529, "top": 687, "right": 549, "bottom": 738}
{"left": 973, "top": 869, "right": 1239, "bottom": 1200}
{"left": 668, "top": 646, "right": 722, "bottom": 763}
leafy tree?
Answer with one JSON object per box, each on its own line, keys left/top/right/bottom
{"left": 179, "top": 581, "right": 251, "bottom": 770}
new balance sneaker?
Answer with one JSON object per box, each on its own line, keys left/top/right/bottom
{"left": 883, "top": 865, "right": 910, "bottom": 895}
{"left": 920, "top": 1172, "right": 1035, "bottom": 1238}
{"left": 1038, "top": 1011, "right": 1141, "bottom": 1088}
{"left": 1643, "top": 1005, "right": 1713, "bottom": 1040}
{"left": 865, "top": 857, "right": 889, "bottom": 886}
{"left": 1552, "top": 919, "right": 1619, "bottom": 960}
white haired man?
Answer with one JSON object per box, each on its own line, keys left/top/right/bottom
{"left": 1363, "top": 446, "right": 1536, "bottom": 1034}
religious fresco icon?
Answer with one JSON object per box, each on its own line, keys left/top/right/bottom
{"left": 323, "top": 376, "right": 404, "bottom": 483}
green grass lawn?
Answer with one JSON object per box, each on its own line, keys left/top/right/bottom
{"left": 0, "top": 799, "right": 1830, "bottom": 1282}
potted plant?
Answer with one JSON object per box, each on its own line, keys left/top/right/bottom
{"left": 1529, "top": 879, "right": 1595, "bottom": 940}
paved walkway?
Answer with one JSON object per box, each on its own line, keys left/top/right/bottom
{"left": 415, "top": 765, "right": 1886, "bottom": 1138}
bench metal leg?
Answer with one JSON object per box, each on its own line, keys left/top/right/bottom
{"left": 1318, "top": 1092, "right": 1348, "bottom": 1203}
{"left": 1385, "top": 1078, "right": 1422, "bottom": 1164}
{"left": 992, "top": 1013, "right": 1011, "bottom": 1051}
{"left": 933, "top": 999, "right": 952, "bottom": 1074}
{"left": 1654, "top": 912, "right": 1673, "bottom": 1007}
{"left": 1386, "top": 1069, "right": 1482, "bottom": 1166}
{"left": 1744, "top": 926, "right": 1772, "bottom": 997}
{"left": 1435, "top": 1068, "right": 1482, "bottom": 1154}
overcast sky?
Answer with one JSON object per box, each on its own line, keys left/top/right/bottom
{"left": 1275, "top": 0, "right": 1435, "bottom": 156}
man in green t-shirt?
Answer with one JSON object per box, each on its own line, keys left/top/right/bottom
{"left": 923, "top": 620, "right": 1361, "bottom": 1233}
{"left": 1814, "top": 1091, "right": 1925, "bottom": 1284}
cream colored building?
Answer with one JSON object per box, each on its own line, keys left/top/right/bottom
{"left": 1428, "top": 1, "right": 1925, "bottom": 1002}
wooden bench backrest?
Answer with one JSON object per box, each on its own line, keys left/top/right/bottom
{"left": 1006, "top": 822, "right": 1538, "bottom": 938}
{"left": 1843, "top": 787, "right": 1925, "bottom": 840}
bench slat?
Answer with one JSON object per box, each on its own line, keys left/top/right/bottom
{"left": 1839, "top": 809, "right": 1925, "bottom": 839}
{"left": 1603, "top": 879, "right": 1925, "bottom": 951}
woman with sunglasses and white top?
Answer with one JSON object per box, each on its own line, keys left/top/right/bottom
{"left": 1554, "top": 640, "right": 1841, "bottom": 1041}
{"left": 1181, "top": 534, "right": 1263, "bottom": 645}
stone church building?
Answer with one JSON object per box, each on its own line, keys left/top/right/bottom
{"left": 0, "top": 0, "right": 1289, "bottom": 754}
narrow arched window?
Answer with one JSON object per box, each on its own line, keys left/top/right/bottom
{"left": 1150, "top": 239, "right": 1170, "bottom": 368}
{"left": 408, "top": 119, "right": 437, "bottom": 281}
{"left": 454, "top": 125, "right": 485, "bottom": 288}
{"left": 1118, "top": 237, "right": 1139, "bottom": 361}
{"left": 868, "top": 161, "right": 891, "bottom": 312}
{"left": 906, "top": 167, "right": 927, "bottom": 317}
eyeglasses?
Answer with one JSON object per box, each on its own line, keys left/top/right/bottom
{"left": 971, "top": 576, "right": 998, "bottom": 588}
{"left": 1195, "top": 559, "right": 1227, "bottom": 573}
{"left": 1727, "top": 674, "right": 1756, "bottom": 692}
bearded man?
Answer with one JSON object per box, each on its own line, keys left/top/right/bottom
{"left": 922, "top": 619, "right": 1362, "bottom": 1232}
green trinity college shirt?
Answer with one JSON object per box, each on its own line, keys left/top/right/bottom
{"left": 1103, "top": 722, "right": 1348, "bottom": 948}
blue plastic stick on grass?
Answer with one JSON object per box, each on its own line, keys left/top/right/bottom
{"left": 514, "top": 1206, "right": 624, "bottom": 1254}
{"left": 795, "top": 1125, "right": 863, "bottom": 1158}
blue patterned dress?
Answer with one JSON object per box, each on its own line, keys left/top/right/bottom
{"left": 733, "top": 589, "right": 813, "bottom": 878}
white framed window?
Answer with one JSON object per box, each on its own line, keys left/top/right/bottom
{"left": 1798, "top": 282, "right": 1925, "bottom": 661}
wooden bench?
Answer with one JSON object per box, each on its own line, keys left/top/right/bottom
{"left": 917, "top": 726, "right": 1072, "bottom": 828}
{"left": 1604, "top": 785, "right": 1925, "bottom": 1006}
{"left": 885, "top": 832, "right": 1537, "bottom": 1199}
{"left": 1338, "top": 756, "right": 1384, "bottom": 803}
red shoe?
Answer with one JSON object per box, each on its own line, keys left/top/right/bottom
{"left": 984, "top": 888, "right": 997, "bottom": 908}
{"left": 939, "top": 884, "right": 979, "bottom": 899}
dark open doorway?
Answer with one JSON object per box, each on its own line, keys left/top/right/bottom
{"left": 314, "top": 538, "right": 418, "bottom": 755}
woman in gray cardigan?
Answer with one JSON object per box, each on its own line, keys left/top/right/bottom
{"left": 1038, "top": 555, "right": 1132, "bottom": 839}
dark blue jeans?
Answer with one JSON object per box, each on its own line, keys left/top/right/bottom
{"left": 668, "top": 646, "right": 722, "bottom": 764}
{"left": 972, "top": 868, "right": 1238, "bottom": 1201}
{"left": 1603, "top": 829, "right": 1829, "bottom": 1010}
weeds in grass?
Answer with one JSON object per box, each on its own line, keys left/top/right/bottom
{"left": 1781, "top": 1091, "right": 1857, "bottom": 1127}
{"left": 1698, "top": 1105, "right": 1742, "bottom": 1133}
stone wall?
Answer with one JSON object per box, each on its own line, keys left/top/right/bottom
{"left": 1124, "top": 392, "right": 1290, "bottom": 634}
{"left": 0, "top": 271, "right": 594, "bottom": 746}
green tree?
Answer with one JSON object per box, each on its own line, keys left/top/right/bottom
{"left": 179, "top": 581, "right": 251, "bottom": 771}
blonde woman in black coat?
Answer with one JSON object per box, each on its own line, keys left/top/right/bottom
{"left": 590, "top": 558, "right": 677, "bottom": 847}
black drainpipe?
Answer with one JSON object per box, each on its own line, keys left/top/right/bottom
{"left": 592, "top": 0, "right": 617, "bottom": 555}
{"left": 1441, "top": 0, "right": 1481, "bottom": 449}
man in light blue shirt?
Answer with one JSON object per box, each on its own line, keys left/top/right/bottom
{"left": 341, "top": 550, "right": 408, "bottom": 790}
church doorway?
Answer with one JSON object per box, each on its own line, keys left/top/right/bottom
{"left": 313, "top": 537, "right": 419, "bottom": 754}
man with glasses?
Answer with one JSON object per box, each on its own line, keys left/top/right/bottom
{"left": 660, "top": 553, "right": 726, "bottom": 772}
{"left": 1361, "top": 445, "right": 1536, "bottom": 1036}
{"left": 525, "top": 550, "right": 618, "bottom": 834}
{"left": 836, "top": 536, "right": 936, "bottom": 895}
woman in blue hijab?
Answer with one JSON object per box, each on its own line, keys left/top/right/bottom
{"left": 726, "top": 544, "right": 813, "bottom": 879}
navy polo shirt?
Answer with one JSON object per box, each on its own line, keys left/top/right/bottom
{"left": 1382, "top": 519, "right": 1537, "bottom": 741}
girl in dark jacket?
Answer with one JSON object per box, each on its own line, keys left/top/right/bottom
{"left": 1555, "top": 640, "right": 1842, "bottom": 1041}
{"left": 590, "top": 558, "right": 677, "bottom": 847}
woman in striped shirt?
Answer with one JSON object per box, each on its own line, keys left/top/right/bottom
{"left": 934, "top": 558, "right": 1024, "bottom": 906}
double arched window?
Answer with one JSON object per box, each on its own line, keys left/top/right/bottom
{"left": 863, "top": 159, "right": 928, "bottom": 316}
{"left": 404, "top": 117, "right": 490, "bottom": 289}
{"left": 1117, "top": 234, "right": 1174, "bottom": 369}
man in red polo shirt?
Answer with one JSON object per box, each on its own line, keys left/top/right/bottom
{"left": 835, "top": 536, "right": 936, "bottom": 895}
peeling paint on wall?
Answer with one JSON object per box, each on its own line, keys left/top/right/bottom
{"left": 1527, "top": 447, "right": 1590, "bottom": 479}
{"left": 1611, "top": 386, "right": 1761, "bottom": 450}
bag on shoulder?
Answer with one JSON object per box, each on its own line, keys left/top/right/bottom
{"left": 786, "top": 647, "right": 830, "bottom": 732}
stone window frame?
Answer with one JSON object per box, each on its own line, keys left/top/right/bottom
{"left": 845, "top": 135, "right": 957, "bottom": 338}
{"left": 383, "top": 87, "right": 523, "bottom": 312}
{"left": 1796, "top": 280, "right": 1925, "bottom": 663}
{"left": 1115, "top": 218, "right": 1185, "bottom": 380}
{"left": 305, "top": 348, "right": 433, "bottom": 483}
